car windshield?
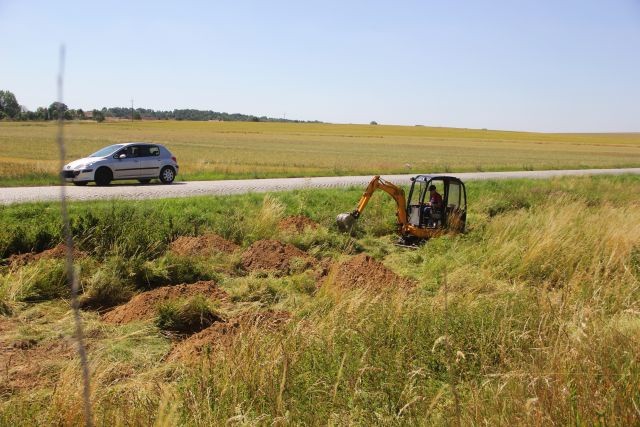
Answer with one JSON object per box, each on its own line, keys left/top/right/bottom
{"left": 89, "top": 144, "right": 124, "bottom": 157}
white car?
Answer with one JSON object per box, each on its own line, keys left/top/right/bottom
{"left": 62, "top": 142, "right": 179, "bottom": 186}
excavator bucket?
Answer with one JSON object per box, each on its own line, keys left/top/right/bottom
{"left": 336, "top": 212, "right": 356, "bottom": 232}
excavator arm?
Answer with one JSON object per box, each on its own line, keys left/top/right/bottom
{"left": 336, "top": 176, "right": 408, "bottom": 231}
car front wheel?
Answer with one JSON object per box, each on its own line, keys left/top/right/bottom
{"left": 159, "top": 166, "right": 175, "bottom": 184}
{"left": 94, "top": 167, "right": 113, "bottom": 186}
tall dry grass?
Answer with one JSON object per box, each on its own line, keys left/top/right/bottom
{"left": 0, "top": 177, "right": 638, "bottom": 425}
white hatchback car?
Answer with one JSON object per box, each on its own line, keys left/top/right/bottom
{"left": 62, "top": 142, "right": 179, "bottom": 186}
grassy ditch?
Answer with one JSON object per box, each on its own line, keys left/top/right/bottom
{"left": 0, "top": 175, "right": 639, "bottom": 425}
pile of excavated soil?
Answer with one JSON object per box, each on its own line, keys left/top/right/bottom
{"left": 332, "top": 254, "right": 415, "bottom": 291}
{"left": 169, "top": 233, "right": 239, "bottom": 256}
{"left": 103, "top": 281, "right": 228, "bottom": 324}
{"left": 8, "top": 243, "right": 87, "bottom": 267}
{"left": 168, "top": 310, "right": 291, "bottom": 361}
{"left": 278, "top": 216, "right": 319, "bottom": 232}
{"left": 241, "top": 240, "right": 315, "bottom": 275}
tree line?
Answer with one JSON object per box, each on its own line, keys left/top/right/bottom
{"left": 0, "top": 90, "right": 320, "bottom": 123}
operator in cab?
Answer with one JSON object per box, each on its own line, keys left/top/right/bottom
{"left": 422, "top": 184, "right": 443, "bottom": 226}
{"left": 428, "top": 185, "right": 442, "bottom": 207}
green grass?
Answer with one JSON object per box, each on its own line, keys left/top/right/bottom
{"left": 1, "top": 120, "right": 639, "bottom": 186}
{"left": 0, "top": 175, "right": 639, "bottom": 425}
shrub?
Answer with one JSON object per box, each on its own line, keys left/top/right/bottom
{"left": 79, "top": 268, "right": 134, "bottom": 310}
{"left": 0, "top": 285, "right": 12, "bottom": 315}
{"left": 11, "top": 259, "right": 68, "bottom": 301}
{"left": 230, "top": 275, "right": 286, "bottom": 306}
{"left": 156, "top": 295, "right": 224, "bottom": 334}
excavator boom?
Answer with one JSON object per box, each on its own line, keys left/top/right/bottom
{"left": 336, "top": 176, "right": 408, "bottom": 231}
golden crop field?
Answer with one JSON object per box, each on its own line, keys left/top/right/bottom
{"left": 1, "top": 120, "right": 639, "bottom": 185}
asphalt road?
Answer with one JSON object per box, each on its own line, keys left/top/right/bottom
{"left": 1, "top": 168, "right": 639, "bottom": 205}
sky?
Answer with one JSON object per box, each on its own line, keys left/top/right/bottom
{"left": 1, "top": 0, "right": 639, "bottom": 132}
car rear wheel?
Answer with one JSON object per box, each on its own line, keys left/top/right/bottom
{"left": 95, "top": 167, "right": 113, "bottom": 186}
{"left": 159, "top": 166, "right": 175, "bottom": 184}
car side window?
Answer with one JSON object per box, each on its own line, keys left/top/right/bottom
{"left": 126, "top": 146, "right": 138, "bottom": 158}
{"left": 136, "top": 145, "right": 151, "bottom": 157}
{"left": 149, "top": 146, "right": 160, "bottom": 156}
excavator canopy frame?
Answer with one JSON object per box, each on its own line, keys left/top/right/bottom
{"left": 406, "top": 175, "right": 467, "bottom": 231}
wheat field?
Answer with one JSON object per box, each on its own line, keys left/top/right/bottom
{"left": 1, "top": 120, "right": 639, "bottom": 185}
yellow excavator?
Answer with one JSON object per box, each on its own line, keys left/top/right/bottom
{"left": 336, "top": 175, "right": 467, "bottom": 245}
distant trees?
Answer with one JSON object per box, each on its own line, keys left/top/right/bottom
{"left": 93, "top": 110, "right": 105, "bottom": 122}
{"left": 0, "top": 89, "right": 322, "bottom": 124}
{"left": 48, "top": 102, "right": 72, "bottom": 120}
{"left": 102, "top": 107, "right": 315, "bottom": 123}
{"left": 35, "top": 107, "right": 49, "bottom": 120}
{"left": 0, "top": 90, "right": 20, "bottom": 119}
{"left": 370, "top": 121, "right": 378, "bottom": 125}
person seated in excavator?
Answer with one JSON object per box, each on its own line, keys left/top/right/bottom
{"left": 422, "top": 184, "right": 443, "bottom": 227}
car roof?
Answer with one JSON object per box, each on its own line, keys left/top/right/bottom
{"left": 119, "top": 142, "right": 163, "bottom": 147}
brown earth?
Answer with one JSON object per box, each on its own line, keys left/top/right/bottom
{"left": 278, "top": 216, "right": 319, "bottom": 232}
{"left": 102, "top": 281, "right": 228, "bottom": 324}
{"left": 169, "top": 233, "right": 239, "bottom": 257}
{"left": 7, "top": 243, "right": 87, "bottom": 267}
{"left": 241, "top": 240, "right": 315, "bottom": 275}
{"left": 331, "top": 254, "right": 416, "bottom": 291}
{"left": 168, "top": 310, "right": 291, "bottom": 361}
{"left": 0, "top": 333, "right": 75, "bottom": 394}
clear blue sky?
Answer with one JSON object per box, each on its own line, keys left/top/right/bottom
{"left": 1, "top": 0, "right": 639, "bottom": 132}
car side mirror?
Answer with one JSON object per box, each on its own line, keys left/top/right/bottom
{"left": 118, "top": 153, "right": 126, "bottom": 159}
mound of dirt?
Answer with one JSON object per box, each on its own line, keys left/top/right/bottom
{"left": 168, "top": 310, "right": 291, "bottom": 361}
{"left": 169, "top": 233, "right": 239, "bottom": 256}
{"left": 278, "top": 216, "right": 319, "bottom": 232}
{"left": 8, "top": 243, "right": 87, "bottom": 267}
{"left": 241, "top": 240, "right": 315, "bottom": 275}
{"left": 102, "top": 281, "right": 228, "bottom": 324}
{"left": 332, "top": 254, "right": 415, "bottom": 291}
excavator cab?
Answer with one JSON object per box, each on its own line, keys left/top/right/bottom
{"left": 406, "top": 176, "right": 467, "bottom": 232}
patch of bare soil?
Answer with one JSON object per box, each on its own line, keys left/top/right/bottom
{"left": 278, "top": 216, "right": 319, "bottom": 232}
{"left": 102, "top": 281, "right": 228, "bottom": 324}
{"left": 241, "top": 240, "right": 315, "bottom": 275}
{"left": 0, "top": 335, "right": 75, "bottom": 395}
{"left": 332, "top": 254, "right": 415, "bottom": 291}
{"left": 168, "top": 310, "right": 291, "bottom": 361}
{"left": 313, "top": 258, "right": 334, "bottom": 283}
{"left": 169, "top": 233, "right": 239, "bottom": 256}
{"left": 8, "top": 243, "right": 87, "bottom": 267}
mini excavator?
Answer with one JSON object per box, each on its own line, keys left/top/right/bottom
{"left": 336, "top": 175, "right": 467, "bottom": 246}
